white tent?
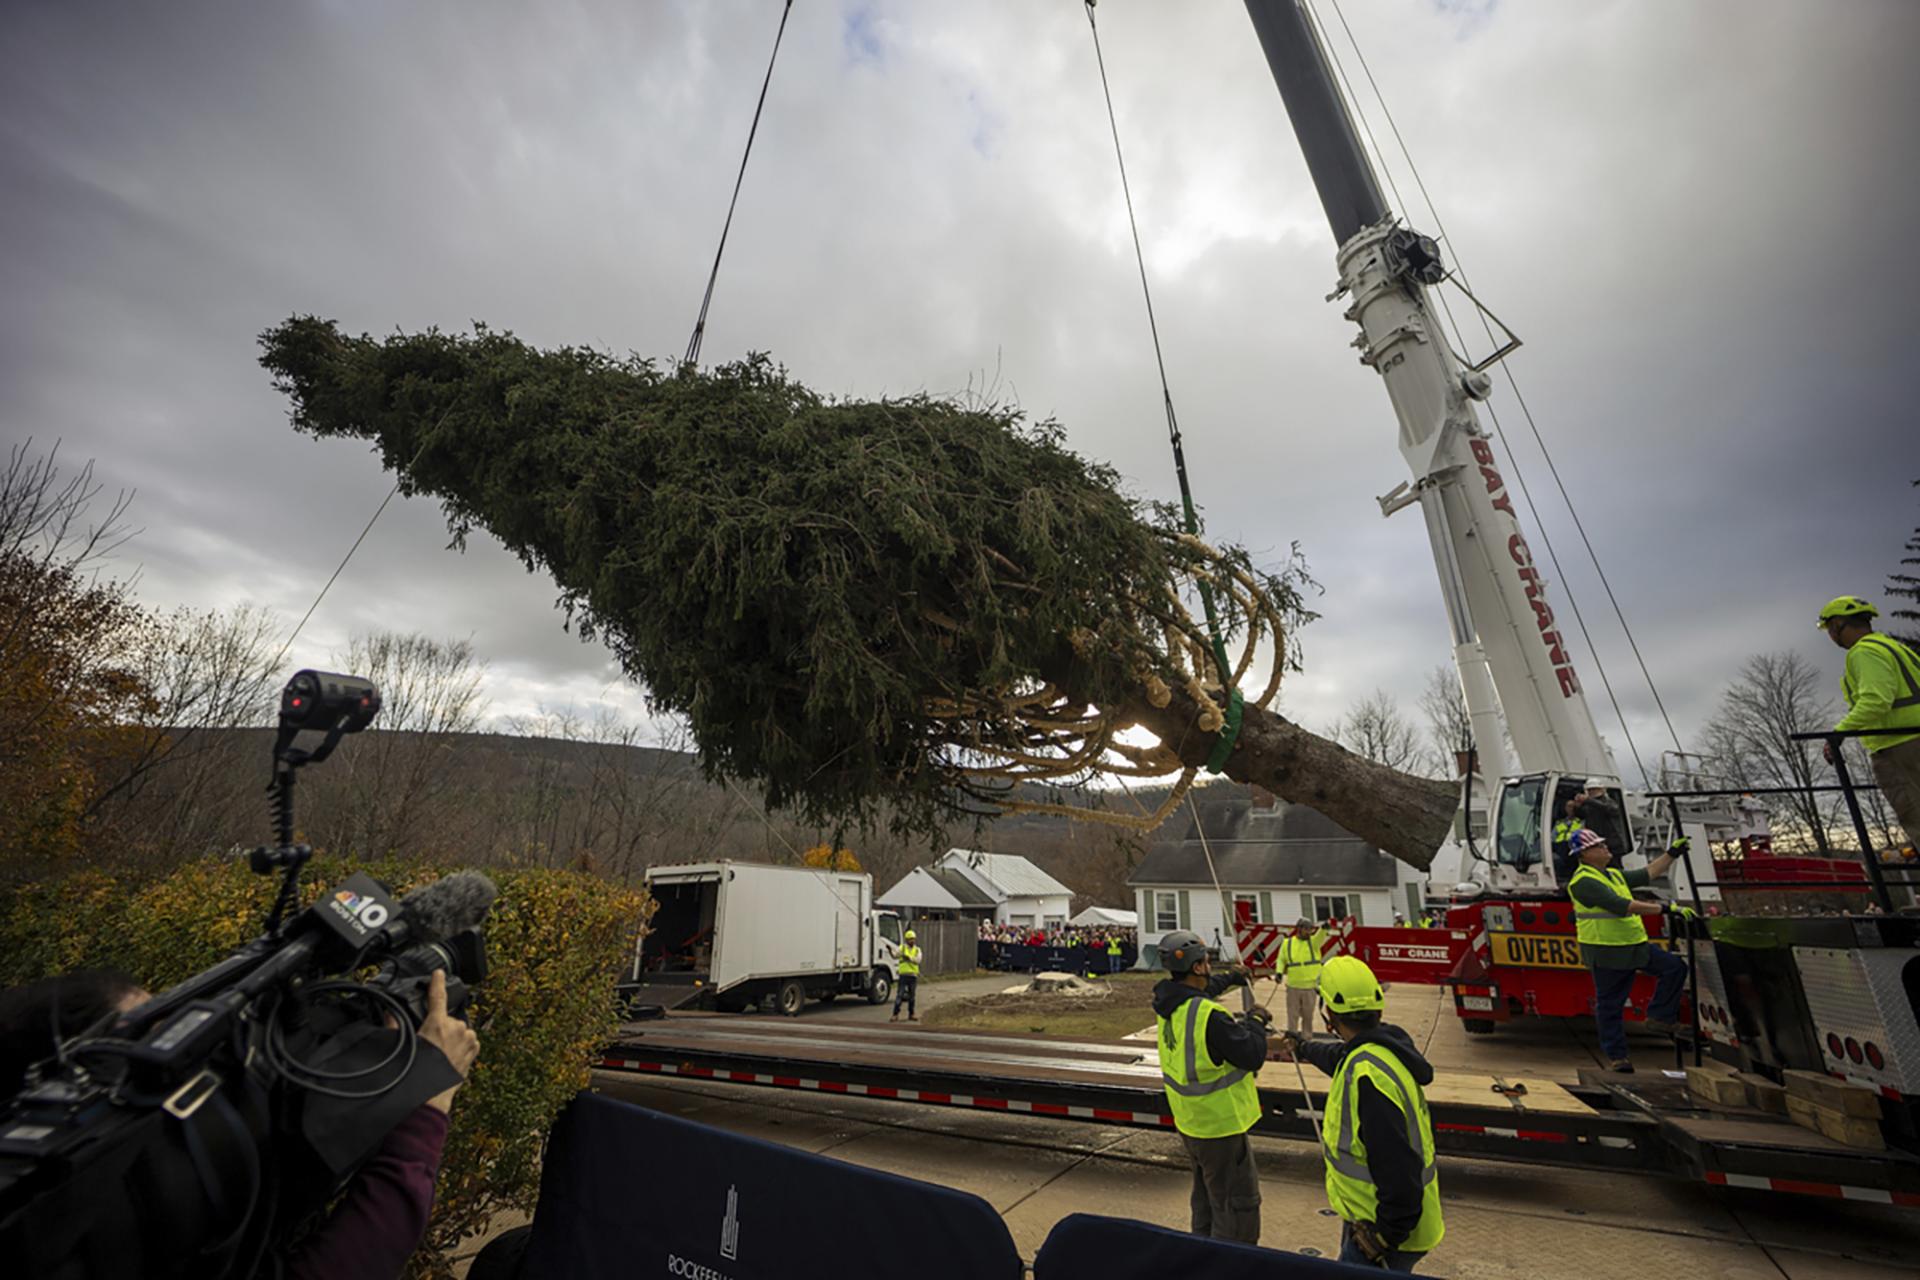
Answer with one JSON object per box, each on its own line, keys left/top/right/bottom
{"left": 1069, "top": 906, "right": 1138, "bottom": 928}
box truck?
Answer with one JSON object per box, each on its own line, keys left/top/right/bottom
{"left": 625, "top": 861, "right": 903, "bottom": 1016}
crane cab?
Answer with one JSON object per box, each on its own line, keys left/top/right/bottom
{"left": 1488, "top": 772, "right": 1633, "bottom": 895}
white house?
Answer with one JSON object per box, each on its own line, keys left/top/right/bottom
{"left": 1129, "top": 786, "right": 1427, "bottom": 963}
{"left": 878, "top": 848, "right": 1074, "bottom": 930}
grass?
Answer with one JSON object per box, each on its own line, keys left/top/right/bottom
{"left": 920, "top": 971, "right": 1161, "bottom": 1041}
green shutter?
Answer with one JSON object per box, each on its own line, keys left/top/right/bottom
{"left": 1349, "top": 897, "right": 1363, "bottom": 926}
{"left": 1177, "top": 890, "right": 1190, "bottom": 930}
{"left": 1259, "top": 891, "right": 1272, "bottom": 924}
{"left": 1300, "top": 893, "right": 1314, "bottom": 922}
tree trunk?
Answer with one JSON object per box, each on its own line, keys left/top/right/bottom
{"left": 1125, "top": 682, "right": 1458, "bottom": 871}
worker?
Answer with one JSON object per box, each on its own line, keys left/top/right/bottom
{"left": 1277, "top": 917, "right": 1325, "bottom": 1035}
{"left": 1567, "top": 828, "right": 1689, "bottom": 1072}
{"left": 1107, "top": 933, "right": 1124, "bottom": 975}
{"left": 1274, "top": 955, "right": 1443, "bottom": 1271}
{"left": 1819, "top": 597, "right": 1920, "bottom": 840}
{"left": 1552, "top": 791, "right": 1586, "bottom": 860}
{"left": 1151, "top": 929, "right": 1270, "bottom": 1244}
{"left": 891, "top": 929, "right": 922, "bottom": 1022}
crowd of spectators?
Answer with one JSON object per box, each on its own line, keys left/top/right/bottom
{"left": 975, "top": 921, "right": 1137, "bottom": 950}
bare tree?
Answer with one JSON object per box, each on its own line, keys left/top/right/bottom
{"left": 1417, "top": 665, "right": 1473, "bottom": 775}
{"left": 315, "top": 632, "right": 487, "bottom": 858}
{"left": 1701, "top": 652, "right": 1836, "bottom": 851}
{"left": 1330, "top": 689, "right": 1429, "bottom": 775}
{"left": 87, "top": 605, "right": 285, "bottom": 859}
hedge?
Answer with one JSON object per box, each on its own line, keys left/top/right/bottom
{"left": 0, "top": 856, "right": 652, "bottom": 1278}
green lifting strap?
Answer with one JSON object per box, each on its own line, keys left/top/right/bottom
{"left": 1087, "top": 0, "right": 1245, "bottom": 774}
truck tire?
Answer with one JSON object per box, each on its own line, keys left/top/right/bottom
{"left": 816, "top": 989, "right": 838, "bottom": 1004}
{"left": 1461, "top": 1018, "right": 1497, "bottom": 1035}
{"left": 776, "top": 979, "right": 807, "bottom": 1017}
{"left": 867, "top": 970, "right": 893, "bottom": 1006}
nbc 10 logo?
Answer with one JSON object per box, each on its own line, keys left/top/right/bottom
{"left": 334, "top": 888, "right": 390, "bottom": 929}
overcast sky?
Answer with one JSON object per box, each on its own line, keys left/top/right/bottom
{"left": 4, "top": 0, "right": 1916, "bottom": 782}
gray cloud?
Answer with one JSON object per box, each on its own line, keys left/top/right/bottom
{"left": 3, "top": 0, "right": 1916, "bottom": 768}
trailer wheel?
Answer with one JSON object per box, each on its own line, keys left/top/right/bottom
{"left": 776, "top": 979, "right": 807, "bottom": 1017}
{"left": 1461, "top": 1018, "right": 1496, "bottom": 1035}
{"left": 867, "top": 970, "right": 893, "bottom": 1006}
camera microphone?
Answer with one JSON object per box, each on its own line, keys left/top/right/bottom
{"left": 393, "top": 870, "right": 498, "bottom": 943}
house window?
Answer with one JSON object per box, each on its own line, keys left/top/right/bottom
{"left": 1231, "top": 892, "right": 1261, "bottom": 924}
{"left": 1010, "top": 914, "right": 1034, "bottom": 928}
{"left": 1311, "top": 894, "right": 1349, "bottom": 924}
{"left": 1153, "top": 892, "right": 1180, "bottom": 932}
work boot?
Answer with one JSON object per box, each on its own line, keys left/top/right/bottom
{"left": 1642, "top": 1018, "right": 1681, "bottom": 1038}
{"left": 1608, "top": 1058, "right": 1635, "bottom": 1074}
{"left": 908, "top": 1013, "right": 918, "bottom": 1022}
{"left": 890, "top": 1012, "right": 899, "bottom": 1022}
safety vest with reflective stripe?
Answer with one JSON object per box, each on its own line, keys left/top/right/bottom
{"left": 1553, "top": 817, "right": 1584, "bottom": 846}
{"left": 1321, "top": 1041, "right": 1445, "bottom": 1253}
{"left": 1568, "top": 865, "right": 1647, "bottom": 948}
{"left": 1157, "top": 995, "right": 1263, "bottom": 1139}
{"left": 899, "top": 944, "right": 921, "bottom": 976}
{"left": 1281, "top": 934, "right": 1324, "bottom": 989}
{"left": 1840, "top": 634, "right": 1920, "bottom": 754}
{"left": 1107, "top": 938, "right": 1123, "bottom": 956}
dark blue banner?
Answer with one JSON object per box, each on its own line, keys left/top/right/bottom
{"left": 1035, "top": 1214, "right": 1382, "bottom": 1278}
{"left": 978, "top": 943, "right": 1136, "bottom": 973}
{"left": 521, "top": 1092, "right": 1023, "bottom": 1279}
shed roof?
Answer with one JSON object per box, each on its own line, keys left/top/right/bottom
{"left": 941, "top": 849, "right": 1072, "bottom": 899}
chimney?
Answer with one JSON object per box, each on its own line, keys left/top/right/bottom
{"left": 1250, "top": 785, "right": 1278, "bottom": 811}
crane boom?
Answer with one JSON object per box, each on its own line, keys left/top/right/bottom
{"left": 1243, "top": 0, "right": 1612, "bottom": 785}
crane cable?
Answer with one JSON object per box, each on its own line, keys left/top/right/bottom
{"left": 1311, "top": 0, "right": 1686, "bottom": 785}
{"left": 684, "top": 0, "right": 795, "bottom": 367}
{"left": 1083, "top": 0, "right": 1243, "bottom": 774}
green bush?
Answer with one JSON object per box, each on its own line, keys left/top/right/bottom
{"left": 0, "top": 856, "right": 651, "bottom": 1278}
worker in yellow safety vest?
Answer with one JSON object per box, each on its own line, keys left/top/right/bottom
{"left": 1274, "top": 955, "right": 1443, "bottom": 1271}
{"left": 1819, "top": 596, "right": 1920, "bottom": 843}
{"left": 1278, "top": 917, "right": 1326, "bottom": 1035}
{"left": 1567, "top": 828, "right": 1689, "bottom": 1072}
{"left": 1106, "top": 933, "right": 1124, "bottom": 975}
{"left": 890, "top": 929, "right": 921, "bottom": 1022}
{"left": 1152, "top": 929, "right": 1270, "bottom": 1244}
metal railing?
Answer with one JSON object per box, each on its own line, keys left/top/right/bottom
{"left": 1641, "top": 727, "right": 1917, "bottom": 915}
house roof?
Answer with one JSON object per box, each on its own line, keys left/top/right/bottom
{"left": 876, "top": 867, "right": 960, "bottom": 910}
{"left": 876, "top": 865, "right": 999, "bottom": 910}
{"left": 927, "top": 866, "right": 997, "bottom": 907}
{"left": 1127, "top": 790, "right": 1399, "bottom": 889}
{"left": 941, "top": 849, "right": 1072, "bottom": 899}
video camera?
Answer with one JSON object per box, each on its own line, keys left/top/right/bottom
{"left": 0, "top": 671, "right": 494, "bottom": 1280}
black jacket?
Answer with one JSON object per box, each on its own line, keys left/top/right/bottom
{"left": 1297, "top": 1023, "right": 1434, "bottom": 1248}
{"left": 1151, "top": 975, "right": 1270, "bottom": 1075}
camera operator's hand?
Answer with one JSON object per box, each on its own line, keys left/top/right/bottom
{"left": 419, "top": 969, "right": 479, "bottom": 1114}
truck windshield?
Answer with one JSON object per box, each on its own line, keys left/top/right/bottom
{"left": 1496, "top": 777, "right": 1545, "bottom": 870}
{"left": 878, "top": 915, "right": 902, "bottom": 945}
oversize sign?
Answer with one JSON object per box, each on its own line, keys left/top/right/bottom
{"left": 1489, "top": 932, "right": 1669, "bottom": 970}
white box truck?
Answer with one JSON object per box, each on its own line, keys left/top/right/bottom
{"left": 625, "top": 861, "right": 903, "bottom": 1017}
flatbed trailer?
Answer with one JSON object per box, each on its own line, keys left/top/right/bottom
{"left": 598, "top": 1017, "right": 1920, "bottom": 1207}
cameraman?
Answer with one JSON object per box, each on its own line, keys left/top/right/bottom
{"left": 1, "top": 968, "right": 479, "bottom": 1280}
{"left": 284, "top": 968, "right": 479, "bottom": 1279}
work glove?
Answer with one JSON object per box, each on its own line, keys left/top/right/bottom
{"left": 1243, "top": 1006, "right": 1273, "bottom": 1028}
{"left": 1221, "top": 963, "right": 1253, "bottom": 990}
{"left": 1667, "top": 836, "right": 1691, "bottom": 856}
{"left": 1348, "top": 1220, "right": 1391, "bottom": 1264}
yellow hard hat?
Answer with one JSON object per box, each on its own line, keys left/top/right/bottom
{"left": 904, "top": 929, "right": 916, "bottom": 939}
{"left": 1318, "top": 955, "right": 1386, "bottom": 1013}
{"left": 1816, "top": 596, "right": 1878, "bottom": 628}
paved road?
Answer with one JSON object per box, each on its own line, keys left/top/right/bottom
{"left": 594, "top": 1070, "right": 1920, "bottom": 1279}
{"left": 584, "top": 983, "right": 1920, "bottom": 1277}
